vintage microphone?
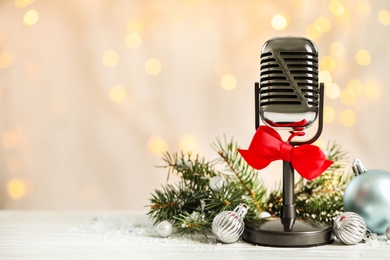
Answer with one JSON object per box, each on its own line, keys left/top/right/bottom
{"left": 241, "top": 36, "right": 334, "bottom": 247}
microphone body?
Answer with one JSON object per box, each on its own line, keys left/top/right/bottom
{"left": 255, "top": 36, "right": 323, "bottom": 231}
{"left": 257, "top": 37, "right": 319, "bottom": 131}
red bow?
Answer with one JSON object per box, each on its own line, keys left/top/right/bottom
{"left": 238, "top": 126, "right": 333, "bottom": 180}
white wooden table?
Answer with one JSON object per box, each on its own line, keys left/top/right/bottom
{"left": 0, "top": 211, "right": 389, "bottom": 259}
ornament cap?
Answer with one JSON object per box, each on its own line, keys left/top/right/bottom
{"left": 233, "top": 203, "right": 249, "bottom": 219}
{"left": 352, "top": 158, "right": 367, "bottom": 176}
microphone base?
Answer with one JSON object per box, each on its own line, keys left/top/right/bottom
{"left": 242, "top": 218, "right": 334, "bottom": 247}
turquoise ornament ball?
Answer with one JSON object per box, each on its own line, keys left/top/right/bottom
{"left": 343, "top": 159, "right": 390, "bottom": 235}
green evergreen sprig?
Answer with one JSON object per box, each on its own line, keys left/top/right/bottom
{"left": 147, "top": 137, "right": 351, "bottom": 234}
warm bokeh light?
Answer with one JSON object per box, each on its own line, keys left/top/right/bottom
{"left": 329, "top": 41, "right": 345, "bottom": 57}
{"left": 324, "top": 106, "right": 336, "bottom": 123}
{"left": 363, "top": 80, "right": 381, "bottom": 101}
{"left": 23, "top": 9, "right": 39, "bottom": 26}
{"left": 148, "top": 135, "right": 168, "bottom": 156}
{"left": 339, "top": 109, "right": 356, "bottom": 126}
{"left": 127, "top": 18, "right": 143, "bottom": 32}
{"left": 315, "top": 17, "right": 331, "bottom": 33}
{"left": 271, "top": 14, "right": 288, "bottom": 30}
{"left": 320, "top": 56, "right": 336, "bottom": 71}
{"left": 102, "top": 49, "right": 119, "bottom": 67}
{"left": 125, "top": 32, "right": 142, "bottom": 49}
{"left": 0, "top": 51, "right": 12, "bottom": 68}
{"left": 355, "top": 49, "right": 371, "bottom": 66}
{"left": 325, "top": 83, "right": 340, "bottom": 99}
{"left": 340, "top": 88, "right": 356, "bottom": 106}
{"left": 109, "top": 85, "right": 127, "bottom": 103}
{"left": 348, "top": 79, "right": 363, "bottom": 96}
{"left": 378, "top": 9, "right": 390, "bottom": 25}
{"left": 15, "top": 0, "right": 36, "bottom": 8}
{"left": 2, "top": 131, "right": 18, "bottom": 148}
{"left": 7, "top": 179, "right": 27, "bottom": 199}
{"left": 319, "top": 70, "right": 333, "bottom": 85}
{"left": 221, "top": 74, "right": 237, "bottom": 91}
{"left": 329, "top": 0, "right": 345, "bottom": 16}
{"left": 306, "top": 24, "right": 321, "bottom": 39}
{"left": 145, "top": 58, "right": 162, "bottom": 75}
{"left": 179, "top": 134, "right": 200, "bottom": 153}
{"left": 356, "top": 0, "right": 371, "bottom": 17}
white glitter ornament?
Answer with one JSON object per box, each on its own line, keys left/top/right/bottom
{"left": 156, "top": 220, "right": 173, "bottom": 238}
{"left": 209, "top": 176, "right": 226, "bottom": 192}
{"left": 333, "top": 212, "right": 367, "bottom": 245}
{"left": 212, "top": 203, "right": 249, "bottom": 243}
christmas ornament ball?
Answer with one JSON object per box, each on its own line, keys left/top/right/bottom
{"left": 212, "top": 204, "right": 248, "bottom": 243}
{"left": 209, "top": 176, "right": 226, "bottom": 192}
{"left": 386, "top": 226, "right": 390, "bottom": 240}
{"left": 343, "top": 159, "right": 390, "bottom": 235}
{"left": 334, "top": 212, "right": 367, "bottom": 245}
{"left": 156, "top": 220, "right": 173, "bottom": 238}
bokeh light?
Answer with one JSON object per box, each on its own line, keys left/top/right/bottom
{"left": 148, "top": 135, "right": 168, "bottom": 156}
{"left": 271, "top": 14, "right": 288, "bottom": 30}
{"left": 15, "top": 0, "right": 36, "bottom": 8}
{"left": 127, "top": 18, "right": 143, "bottom": 32}
{"left": 363, "top": 80, "right": 381, "bottom": 101}
{"left": 355, "top": 49, "right": 371, "bottom": 66}
{"left": 347, "top": 79, "right": 363, "bottom": 96}
{"left": 325, "top": 83, "right": 340, "bottom": 99}
{"left": 324, "top": 106, "right": 336, "bottom": 123}
{"left": 125, "top": 32, "right": 142, "bottom": 49}
{"left": 145, "top": 58, "right": 162, "bottom": 75}
{"left": 356, "top": 0, "right": 371, "bottom": 17}
{"left": 340, "top": 88, "right": 356, "bottom": 105}
{"left": 319, "top": 70, "right": 333, "bottom": 85}
{"left": 221, "top": 74, "right": 237, "bottom": 91}
{"left": 378, "top": 9, "right": 390, "bottom": 25}
{"left": 306, "top": 24, "right": 321, "bottom": 39}
{"left": 102, "top": 49, "right": 119, "bottom": 67}
{"left": 315, "top": 17, "right": 331, "bottom": 32}
{"left": 179, "top": 134, "right": 200, "bottom": 153}
{"left": 7, "top": 179, "right": 27, "bottom": 199}
{"left": 23, "top": 9, "right": 39, "bottom": 26}
{"left": 320, "top": 56, "right": 336, "bottom": 71}
{"left": 329, "top": 0, "right": 345, "bottom": 16}
{"left": 329, "top": 41, "right": 345, "bottom": 57}
{"left": 339, "top": 109, "right": 356, "bottom": 126}
{"left": 109, "top": 85, "right": 127, "bottom": 103}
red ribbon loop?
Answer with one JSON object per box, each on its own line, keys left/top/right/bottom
{"left": 238, "top": 126, "right": 333, "bottom": 180}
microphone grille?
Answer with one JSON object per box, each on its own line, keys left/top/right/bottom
{"left": 259, "top": 37, "right": 320, "bottom": 128}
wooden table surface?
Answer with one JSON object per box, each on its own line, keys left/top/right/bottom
{"left": 0, "top": 211, "right": 389, "bottom": 259}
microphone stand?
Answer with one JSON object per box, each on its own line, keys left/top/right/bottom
{"left": 242, "top": 83, "right": 334, "bottom": 247}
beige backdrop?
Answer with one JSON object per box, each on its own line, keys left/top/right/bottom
{"left": 1, "top": 0, "right": 390, "bottom": 211}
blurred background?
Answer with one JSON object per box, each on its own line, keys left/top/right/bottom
{"left": 0, "top": 0, "right": 389, "bottom": 211}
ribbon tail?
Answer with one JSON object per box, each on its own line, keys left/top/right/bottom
{"left": 294, "top": 159, "right": 334, "bottom": 180}
{"left": 238, "top": 149, "right": 272, "bottom": 170}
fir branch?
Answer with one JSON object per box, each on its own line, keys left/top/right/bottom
{"left": 212, "top": 136, "right": 267, "bottom": 217}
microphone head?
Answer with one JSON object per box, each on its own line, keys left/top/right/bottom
{"left": 259, "top": 36, "right": 319, "bottom": 130}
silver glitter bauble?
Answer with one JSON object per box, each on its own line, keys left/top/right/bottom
{"left": 344, "top": 159, "right": 390, "bottom": 235}
{"left": 212, "top": 203, "right": 249, "bottom": 243}
{"left": 333, "top": 212, "right": 367, "bottom": 245}
{"left": 156, "top": 220, "right": 173, "bottom": 238}
{"left": 209, "top": 176, "right": 226, "bottom": 192}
